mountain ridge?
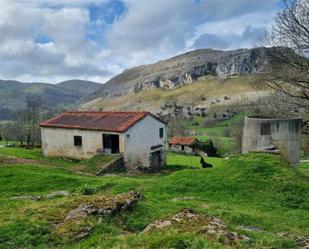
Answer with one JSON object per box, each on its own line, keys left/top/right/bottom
{"left": 83, "top": 47, "right": 272, "bottom": 102}
{"left": 0, "top": 79, "right": 102, "bottom": 120}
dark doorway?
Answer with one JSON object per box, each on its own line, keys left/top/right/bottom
{"left": 151, "top": 150, "right": 162, "bottom": 170}
{"left": 103, "top": 134, "right": 119, "bottom": 154}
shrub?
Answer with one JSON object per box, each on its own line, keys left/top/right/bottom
{"left": 192, "top": 140, "right": 218, "bottom": 157}
{"left": 223, "top": 127, "right": 232, "bottom": 137}
{"left": 76, "top": 184, "right": 100, "bottom": 195}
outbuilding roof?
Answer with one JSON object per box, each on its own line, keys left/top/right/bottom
{"left": 169, "top": 137, "right": 197, "bottom": 146}
{"left": 40, "top": 111, "right": 161, "bottom": 132}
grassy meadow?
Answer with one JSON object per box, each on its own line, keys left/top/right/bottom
{"left": 188, "top": 113, "right": 245, "bottom": 156}
{"left": 0, "top": 146, "right": 308, "bottom": 248}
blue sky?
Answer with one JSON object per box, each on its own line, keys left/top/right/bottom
{"left": 0, "top": 0, "right": 280, "bottom": 83}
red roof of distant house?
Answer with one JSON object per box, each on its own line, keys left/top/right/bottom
{"left": 169, "top": 137, "right": 197, "bottom": 146}
{"left": 40, "top": 111, "right": 161, "bottom": 132}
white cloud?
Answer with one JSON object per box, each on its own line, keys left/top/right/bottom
{"left": 104, "top": 0, "right": 278, "bottom": 68}
{"left": 0, "top": 0, "right": 116, "bottom": 82}
{"left": 189, "top": 11, "right": 276, "bottom": 50}
{"left": 0, "top": 0, "right": 279, "bottom": 83}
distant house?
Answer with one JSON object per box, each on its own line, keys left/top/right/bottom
{"left": 169, "top": 137, "right": 198, "bottom": 154}
{"left": 40, "top": 111, "right": 166, "bottom": 170}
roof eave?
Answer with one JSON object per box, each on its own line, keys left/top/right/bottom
{"left": 40, "top": 124, "right": 125, "bottom": 133}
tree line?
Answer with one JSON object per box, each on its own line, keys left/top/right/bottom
{"left": 0, "top": 96, "right": 62, "bottom": 147}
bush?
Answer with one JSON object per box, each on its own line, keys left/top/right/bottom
{"left": 192, "top": 140, "right": 218, "bottom": 157}
{"left": 223, "top": 127, "right": 232, "bottom": 137}
{"left": 76, "top": 184, "right": 100, "bottom": 195}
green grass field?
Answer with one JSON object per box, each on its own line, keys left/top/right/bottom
{"left": 0, "top": 140, "right": 15, "bottom": 145}
{"left": 189, "top": 113, "right": 245, "bottom": 156}
{"left": 0, "top": 147, "right": 308, "bottom": 249}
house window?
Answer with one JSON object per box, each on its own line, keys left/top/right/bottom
{"left": 261, "top": 123, "right": 271, "bottom": 135}
{"left": 74, "top": 136, "right": 82, "bottom": 146}
{"left": 159, "top": 127, "right": 164, "bottom": 138}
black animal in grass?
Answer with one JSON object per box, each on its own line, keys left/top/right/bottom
{"left": 200, "top": 156, "right": 213, "bottom": 168}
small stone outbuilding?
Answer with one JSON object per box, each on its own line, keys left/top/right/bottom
{"left": 242, "top": 116, "right": 302, "bottom": 164}
{"left": 40, "top": 111, "right": 166, "bottom": 170}
{"left": 169, "top": 137, "right": 198, "bottom": 154}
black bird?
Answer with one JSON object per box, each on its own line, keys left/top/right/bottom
{"left": 200, "top": 156, "right": 213, "bottom": 168}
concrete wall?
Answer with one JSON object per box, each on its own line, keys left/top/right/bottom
{"left": 41, "top": 127, "right": 125, "bottom": 160}
{"left": 242, "top": 116, "right": 302, "bottom": 164}
{"left": 124, "top": 115, "right": 166, "bottom": 169}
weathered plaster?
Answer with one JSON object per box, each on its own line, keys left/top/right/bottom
{"left": 242, "top": 117, "right": 302, "bottom": 164}
{"left": 41, "top": 115, "right": 166, "bottom": 168}
{"left": 41, "top": 127, "right": 125, "bottom": 160}
{"left": 124, "top": 115, "right": 166, "bottom": 169}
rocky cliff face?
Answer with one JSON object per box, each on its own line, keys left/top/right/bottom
{"left": 85, "top": 47, "right": 271, "bottom": 100}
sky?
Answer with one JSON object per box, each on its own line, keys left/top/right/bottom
{"left": 0, "top": 0, "right": 280, "bottom": 84}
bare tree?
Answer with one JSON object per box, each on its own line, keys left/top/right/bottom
{"left": 25, "top": 96, "right": 43, "bottom": 146}
{"left": 167, "top": 115, "right": 188, "bottom": 137}
{"left": 264, "top": 0, "right": 309, "bottom": 133}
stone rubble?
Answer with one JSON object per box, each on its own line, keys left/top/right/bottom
{"left": 142, "top": 208, "right": 249, "bottom": 245}
{"left": 55, "top": 191, "right": 142, "bottom": 241}
{"left": 65, "top": 191, "right": 142, "bottom": 221}
{"left": 278, "top": 232, "right": 309, "bottom": 249}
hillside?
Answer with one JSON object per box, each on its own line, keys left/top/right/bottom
{"left": 0, "top": 146, "right": 308, "bottom": 248}
{"left": 0, "top": 79, "right": 102, "bottom": 120}
{"left": 83, "top": 47, "right": 271, "bottom": 102}
{"left": 82, "top": 75, "right": 269, "bottom": 115}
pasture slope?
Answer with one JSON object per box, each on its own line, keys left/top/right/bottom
{"left": 0, "top": 147, "right": 308, "bottom": 249}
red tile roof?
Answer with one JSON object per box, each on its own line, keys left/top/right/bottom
{"left": 40, "top": 111, "right": 155, "bottom": 132}
{"left": 169, "top": 137, "right": 197, "bottom": 146}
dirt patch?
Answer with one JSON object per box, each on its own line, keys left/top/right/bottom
{"left": 0, "top": 155, "right": 37, "bottom": 165}
{"left": 10, "top": 190, "right": 69, "bottom": 201}
{"left": 142, "top": 208, "right": 249, "bottom": 245}
{"left": 0, "top": 154, "right": 54, "bottom": 167}
{"left": 171, "top": 196, "right": 199, "bottom": 202}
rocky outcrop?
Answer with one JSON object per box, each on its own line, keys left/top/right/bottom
{"left": 65, "top": 191, "right": 142, "bottom": 221}
{"left": 142, "top": 208, "right": 249, "bottom": 245}
{"left": 84, "top": 47, "right": 271, "bottom": 101}
{"left": 56, "top": 191, "right": 143, "bottom": 241}
{"left": 277, "top": 232, "right": 309, "bottom": 249}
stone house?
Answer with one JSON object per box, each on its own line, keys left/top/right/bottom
{"left": 40, "top": 111, "right": 166, "bottom": 170}
{"left": 169, "top": 137, "right": 198, "bottom": 154}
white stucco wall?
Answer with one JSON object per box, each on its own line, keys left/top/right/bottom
{"left": 41, "top": 127, "right": 125, "bottom": 160}
{"left": 41, "top": 114, "right": 166, "bottom": 168}
{"left": 170, "top": 144, "right": 194, "bottom": 153}
{"left": 124, "top": 115, "right": 166, "bottom": 168}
